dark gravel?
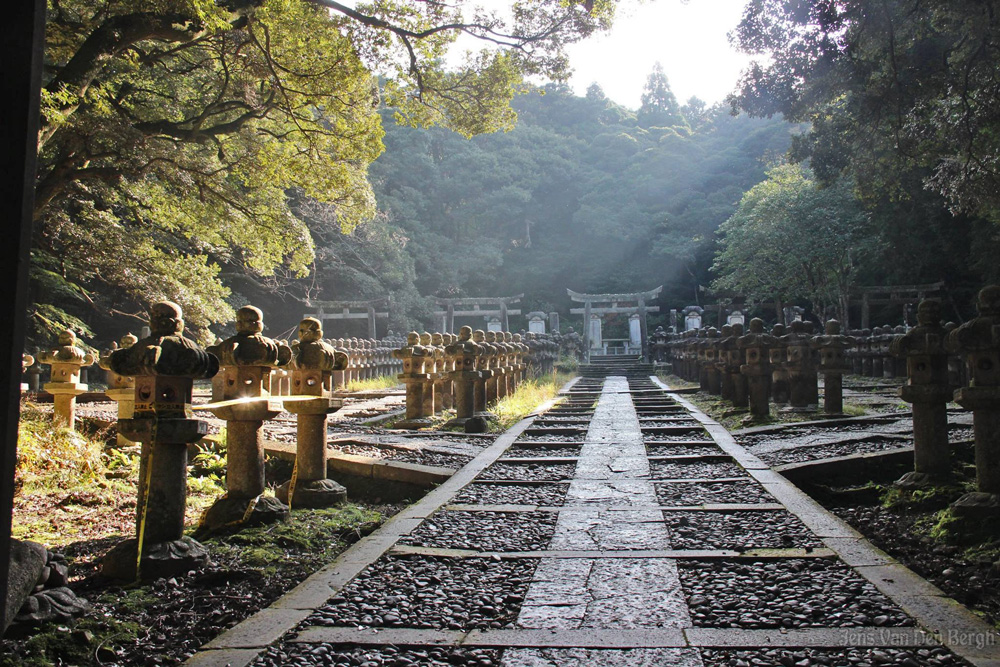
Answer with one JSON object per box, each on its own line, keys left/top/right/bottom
{"left": 758, "top": 437, "right": 909, "bottom": 467}
{"left": 400, "top": 510, "right": 557, "bottom": 552}
{"left": 502, "top": 443, "right": 583, "bottom": 459}
{"left": 452, "top": 483, "right": 569, "bottom": 507}
{"left": 330, "top": 442, "right": 474, "bottom": 469}
{"left": 679, "top": 558, "right": 914, "bottom": 628}
{"left": 646, "top": 443, "right": 724, "bottom": 457}
{"left": 655, "top": 481, "right": 777, "bottom": 506}
{"left": 649, "top": 459, "right": 747, "bottom": 480}
{"left": 477, "top": 462, "right": 577, "bottom": 482}
{"left": 530, "top": 420, "right": 590, "bottom": 429}
{"left": 307, "top": 555, "right": 535, "bottom": 630}
{"left": 517, "top": 432, "right": 586, "bottom": 442}
{"left": 700, "top": 647, "right": 974, "bottom": 667}
{"left": 664, "top": 510, "right": 823, "bottom": 550}
{"left": 253, "top": 644, "right": 501, "bottom": 667}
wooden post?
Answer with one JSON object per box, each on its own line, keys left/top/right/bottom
{"left": 1, "top": 0, "right": 44, "bottom": 627}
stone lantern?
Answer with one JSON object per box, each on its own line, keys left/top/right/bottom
{"left": 199, "top": 306, "right": 293, "bottom": 532}
{"left": 768, "top": 324, "right": 789, "bottom": 405}
{"left": 394, "top": 332, "right": 432, "bottom": 429}
{"left": 473, "top": 329, "right": 495, "bottom": 416}
{"left": 511, "top": 332, "right": 526, "bottom": 390}
{"left": 38, "top": 329, "right": 96, "bottom": 430}
{"left": 446, "top": 326, "right": 482, "bottom": 427}
{"left": 716, "top": 325, "right": 735, "bottom": 401}
{"left": 20, "top": 353, "right": 33, "bottom": 392}
{"left": 889, "top": 301, "right": 952, "bottom": 487}
{"left": 418, "top": 332, "right": 439, "bottom": 417}
{"left": 100, "top": 333, "right": 139, "bottom": 447}
{"left": 814, "top": 320, "right": 854, "bottom": 416}
{"left": 739, "top": 318, "right": 776, "bottom": 419}
{"left": 703, "top": 328, "right": 722, "bottom": 395}
{"left": 276, "top": 317, "right": 347, "bottom": 508}
{"left": 484, "top": 331, "right": 504, "bottom": 404}
{"left": 99, "top": 301, "right": 218, "bottom": 580}
{"left": 782, "top": 320, "right": 817, "bottom": 411}
{"left": 948, "top": 285, "right": 1000, "bottom": 513}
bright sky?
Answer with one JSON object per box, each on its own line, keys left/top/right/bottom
{"left": 564, "top": 0, "right": 755, "bottom": 109}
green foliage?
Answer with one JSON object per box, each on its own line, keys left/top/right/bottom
{"left": 712, "top": 163, "right": 878, "bottom": 323}
{"left": 490, "top": 372, "right": 573, "bottom": 432}
{"left": 637, "top": 62, "right": 686, "bottom": 130}
{"left": 15, "top": 401, "right": 106, "bottom": 494}
{"left": 343, "top": 375, "right": 402, "bottom": 392}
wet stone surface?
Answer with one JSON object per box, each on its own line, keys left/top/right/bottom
{"left": 700, "top": 647, "right": 973, "bottom": 667}
{"left": 478, "top": 462, "right": 578, "bottom": 482}
{"left": 655, "top": 481, "right": 777, "bottom": 506}
{"left": 400, "top": 510, "right": 557, "bottom": 552}
{"left": 252, "top": 644, "right": 501, "bottom": 667}
{"left": 645, "top": 442, "right": 724, "bottom": 457}
{"left": 502, "top": 443, "right": 584, "bottom": 459}
{"left": 757, "top": 437, "right": 909, "bottom": 467}
{"left": 452, "top": 482, "right": 569, "bottom": 507}
{"left": 679, "top": 558, "right": 913, "bottom": 628}
{"left": 663, "top": 510, "right": 823, "bottom": 550}
{"left": 648, "top": 459, "right": 748, "bottom": 480}
{"left": 309, "top": 556, "right": 536, "bottom": 630}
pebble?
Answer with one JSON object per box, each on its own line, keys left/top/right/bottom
{"left": 400, "top": 510, "right": 557, "bottom": 552}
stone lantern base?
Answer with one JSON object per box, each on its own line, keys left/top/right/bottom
{"left": 950, "top": 491, "right": 1000, "bottom": 519}
{"left": 196, "top": 495, "right": 289, "bottom": 536}
{"left": 99, "top": 536, "right": 210, "bottom": 581}
{"left": 275, "top": 478, "right": 347, "bottom": 508}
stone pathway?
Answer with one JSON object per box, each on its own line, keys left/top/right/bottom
{"left": 188, "top": 376, "right": 1000, "bottom": 667}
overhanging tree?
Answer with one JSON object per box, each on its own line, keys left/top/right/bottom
{"left": 35, "top": 0, "right": 617, "bottom": 341}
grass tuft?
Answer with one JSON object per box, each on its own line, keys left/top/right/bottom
{"left": 490, "top": 372, "right": 574, "bottom": 432}
{"left": 343, "top": 376, "right": 401, "bottom": 393}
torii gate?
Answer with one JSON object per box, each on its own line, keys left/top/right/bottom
{"left": 304, "top": 298, "right": 389, "bottom": 339}
{"left": 433, "top": 295, "right": 523, "bottom": 334}
{"left": 568, "top": 286, "right": 662, "bottom": 361}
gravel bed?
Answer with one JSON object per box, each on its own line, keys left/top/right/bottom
{"left": 640, "top": 421, "right": 702, "bottom": 428}
{"left": 530, "top": 420, "right": 591, "bottom": 429}
{"left": 330, "top": 442, "right": 474, "bottom": 468}
{"left": 738, "top": 423, "right": 907, "bottom": 449}
{"left": 679, "top": 559, "right": 913, "bottom": 628}
{"left": 502, "top": 443, "right": 583, "bottom": 459}
{"left": 452, "top": 483, "right": 569, "bottom": 506}
{"left": 477, "top": 462, "right": 578, "bottom": 482}
{"left": 253, "top": 644, "right": 501, "bottom": 667}
{"left": 644, "top": 433, "right": 713, "bottom": 442}
{"left": 758, "top": 437, "right": 909, "bottom": 467}
{"left": 664, "top": 510, "right": 823, "bottom": 550}
{"left": 655, "top": 481, "right": 777, "bottom": 506}
{"left": 700, "top": 647, "right": 973, "bottom": 667}
{"left": 520, "top": 430, "right": 587, "bottom": 442}
{"left": 400, "top": 510, "right": 557, "bottom": 552}
{"left": 649, "top": 459, "right": 747, "bottom": 480}
{"left": 646, "top": 443, "right": 724, "bottom": 457}
{"left": 308, "top": 555, "right": 536, "bottom": 630}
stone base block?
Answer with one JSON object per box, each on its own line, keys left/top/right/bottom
{"left": 894, "top": 471, "right": 951, "bottom": 489}
{"left": 196, "top": 495, "right": 289, "bottom": 536}
{"left": 950, "top": 491, "right": 1000, "bottom": 519}
{"left": 99, "top": 536, "right": 210, "bottom": 581}
{"left": 393, "top": 418, "right": 433, "bottom": 430}
{"left": 275, "top": 478, "right": 348, "bottom": 509}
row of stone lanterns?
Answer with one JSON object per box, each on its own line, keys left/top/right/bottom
{"left": 393, "top": 329, "right": 556, "bottom": 430}
{"left": 893, "top": 288, "right": 1000, "bottom": 517}
{"left": 663, "top": 319, "right": 854, "bottom": 418}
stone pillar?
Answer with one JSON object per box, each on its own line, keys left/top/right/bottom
{"left": 889, "top": 301, "right": 952, "bottom": 487}
{"left": 101, "top": 333, "right": 139, "bottom": 447}
{"left": 871, "top": 327, "right": 885, "bottom": 378}
{"left": 739, "top": 319, "right": 775, "bottom": 419}
{"left": 38, "top": 330, "right": 96, "bottom": 430}
{"left": 99, "top": 301, "right": 217, "bottom": 581}
{"left": 729, "top": 323, "right": 748, "bottom": 408}
{"left": 432, "top": 333, "right": 448, "bottom": 414}
{"left": 549, "top": 312, "right": 560, "bottom": 334}
{"left": 815, "top": 320, "right": 853, "bottom": 416}
{"left": 419, "top": 332, "right": 437, "bottom": 416}
{"left": 441, "top": 333, "right": 456, "bottom": 410}
{"left": 948, "top": 285, "right": 1000, "bottom": 514}
{"left": 446, "top": 327, "right": 481, "bottom": 427}
{"left": 200, "top": 306, "right": 294, "bottom": 532}
{"left": 781, "top": 320, "right": 816, "bottom": 411}
{"left": 276, "top": 317, "right": 347, "bottom": 509}
{"left": 394, "top": 332, "right": 432, "bottom": 429}
{"left": 24, "top": 352, "right": 43, "bottom": 392}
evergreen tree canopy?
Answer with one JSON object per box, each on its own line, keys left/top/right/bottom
{"left": 637, "top": 62, "right": 685, "bottom": 129}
